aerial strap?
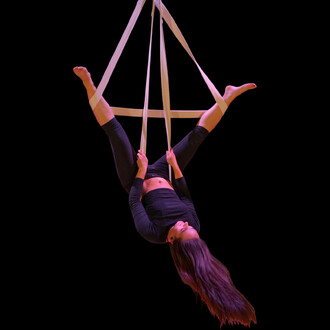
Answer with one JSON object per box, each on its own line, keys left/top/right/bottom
{"left": 140, "top": 1, "right": 155, "bottom": 155}
{"left": 159, "top": 0, "right": 172, "bottom": 180}
{"left": 89, "top": 0, "right": 228, "bottom": 181}
{"left": 153, "top": 0, "right": 228, "bottom": 115}
{"left": 89, "top": 0, "right": 146, "bottom": 110}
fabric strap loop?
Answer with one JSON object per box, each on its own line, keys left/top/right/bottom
{"left": 89, "top": 0, "right": 146, "bottom": 110}
{"left": 159, "top": 0, "right": 172, "bottom": 180}
{"left": 89, "top": 0, "right": 228, "bottom": 181}
{"left": 153, "top": 0, "right": 227, "bottom": 115}
{"left": 140, "top": 1, "right": 156, "bottom": 154}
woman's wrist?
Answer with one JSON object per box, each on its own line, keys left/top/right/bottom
{"left": 173, "top": 166, "right": 183, "bottom": 179}
{"left": 136, "top": 167, "right": 147, "bottom": 179}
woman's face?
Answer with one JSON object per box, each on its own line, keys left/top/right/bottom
{"left": 166, "top": 221, "right": 200, "bottom": 244}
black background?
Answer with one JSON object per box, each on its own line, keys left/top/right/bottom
{"left": 10, "top": 1, "right": 300, "bottom": 329}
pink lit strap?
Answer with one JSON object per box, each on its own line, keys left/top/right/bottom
{"left": 89, "top": 0, "right": 147, "bottom": 110}
{"left": 89, "top": 0, "right": 227, "bottom": 181}
{"left": 140, "top": 1, "right": 155, "bottom": 155}
{"left": 153, "top": 0, "right": 228, "bottom": 115}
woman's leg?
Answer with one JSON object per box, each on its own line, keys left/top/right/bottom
{"left": 74, "top": 66, "right": 137, "bottom": 193}
{"left": 150, "top": 126, "right": 209, "bottom": 178}
{"left": 197, "top": 83, "right": 257, "bottom": 132}
{"left": 151, "top": 83, "right": 257, "bottom": 177}
{"left": 101, "top": 119, "right": 138, "bottom": 192}
{"left": 73, "top": 66, "right": 114, "bottom": 126}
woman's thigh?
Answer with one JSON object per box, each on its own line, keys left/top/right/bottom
{"left": 102, "top": 118, "right": 138, "bottom": 192}
{"left": 150, "top": 125, "right": 209, "bottom": 176}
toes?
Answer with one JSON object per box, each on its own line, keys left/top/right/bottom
{"left": 73, "top": 66, "right": 91, "bottom": 81}
{"left": 248, "top": 83, "right": 257, "bottom": 89}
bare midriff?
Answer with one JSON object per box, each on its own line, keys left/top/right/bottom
{"left": 142, "top": 177, "right": 174, "bottom": 198}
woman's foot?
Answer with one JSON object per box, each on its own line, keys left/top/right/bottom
{"left": 73, "top": 66, "right": 114, "bottom": 125}
{"left": 73, "top": 66, "right": 93, "bottom": 86}
{"left": 223, "top": 83, "right": 257, "bottom": 107}
{"left": 73, "top": 66, "right": 97, "bottom": 101}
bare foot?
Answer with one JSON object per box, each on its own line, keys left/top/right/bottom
{"left": 223, "top": 83, "right": 257, "bottom": 107}
{"left": 73, "top": 66, "right": 93, "bottom": 86}
{"left": 73, "top": 66, "right": 97, "bottom": 99}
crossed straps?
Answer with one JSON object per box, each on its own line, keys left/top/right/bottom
{"left": 89, "top": 0, "right": 228, "bottom": 180}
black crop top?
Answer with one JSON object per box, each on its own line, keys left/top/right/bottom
{"left": 128, "top": 177, "right": 200, "bottom": 244}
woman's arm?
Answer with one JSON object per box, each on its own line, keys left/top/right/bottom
{"left": 129, "top": 178, "right": 158, "bottom": 241}
{"left": 167, "top": 149, "right": 194, "bottom": 202}
{"left": 166, "top": 149, "right": 183, "bottom": 179}
{"left": 167, "top": 149, "right": 196, "bottom": 205}
{"left": 129, "top": 150, "right": 159, "bottom": 242}
{"left": 136, "top": 149, "right": 148, "bottom": 179}
{"left": 172, "top": 175, "right": 201, "bottom": 233}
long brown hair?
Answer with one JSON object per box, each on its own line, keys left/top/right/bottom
{"left": 169, "top": 238, "right": 256, "bottom": 327}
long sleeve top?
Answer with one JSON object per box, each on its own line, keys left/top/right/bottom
{"left": 128, "top": 177, "right": 200, "bottom": 244}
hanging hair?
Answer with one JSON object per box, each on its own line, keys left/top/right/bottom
{"left": 169, "top": 238, "right": 256, "bottom": 328}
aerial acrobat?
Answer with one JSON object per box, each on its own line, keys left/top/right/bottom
{"left": 74, "top": 0, "right": 257, "bottom": 327}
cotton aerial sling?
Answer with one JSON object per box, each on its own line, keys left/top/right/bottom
{"left": 89, "top": 0, "right": 228, "bottom": 180}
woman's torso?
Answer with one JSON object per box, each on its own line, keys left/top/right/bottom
{"left": 142, "top": 177, "right": 174, "bottom": 198}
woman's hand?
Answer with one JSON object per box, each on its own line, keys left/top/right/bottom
{"left": 137, "top": 150, "right": 148, "bottom": 169}
{"left": 166, "top": 148, "right": 178, "bottom": 168}
{"left": 136, "top": 149, "right": 148, "bottom": 179}
{"left": 166, "top": 149, "right": 183, "bottom": 179}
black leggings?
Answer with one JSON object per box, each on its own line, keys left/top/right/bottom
{"left": 102, "top": 118, "right": 209, "bottom": 193}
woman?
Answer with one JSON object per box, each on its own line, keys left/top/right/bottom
{"left": 74, "top": 66, "right": 257, "bottom": 327}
